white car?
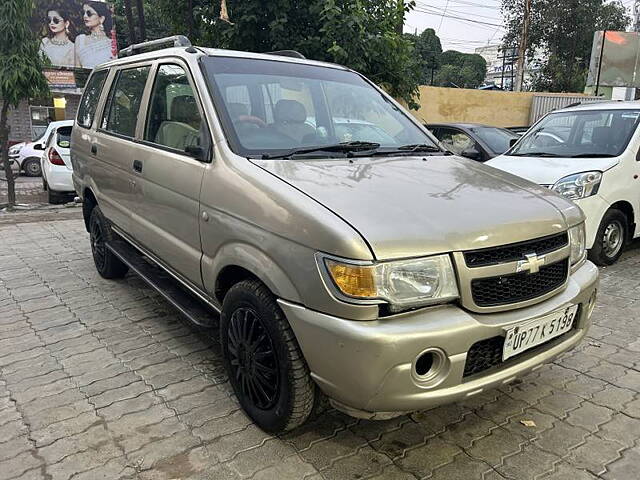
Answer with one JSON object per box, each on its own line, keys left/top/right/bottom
{"left": 41, "top": 123, "right": 74, "bottom": 204}
{"left": 487, "top": 102, "right": 640, "bottom": 265}
{"left": 8, "top": 120, "right": 74, "bottom": 177}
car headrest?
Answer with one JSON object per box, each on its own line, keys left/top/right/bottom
{"left": 228, "top": 102, "right": 249, "bottom": 120}
{"left": 274, "top": 99, "right": 307, "bottom": 124}
{"left": 591, "top": 126, "right": 611, "bottom": 147}
{"left": 171, "top": 95, "right": 199, "bottom": 126}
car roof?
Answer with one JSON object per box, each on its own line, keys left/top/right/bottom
{"left": 49, "top": 120, "right": 74, "bottom": 128}
{"left": 554, "top": 100, "right": 640, "bottom": 114}
{"left": 96, "top": 46, "right": 349, "bottom": 72}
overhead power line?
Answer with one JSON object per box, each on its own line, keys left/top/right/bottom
{"left": 414, "top": 6, "right": 506, "bottom": 29}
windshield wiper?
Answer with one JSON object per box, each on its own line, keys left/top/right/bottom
{"left": 361, "top": 143, "right": 450, "bottom": 157}
{"left": 260, "top": 141, "right": 380, "bottom": 160}
{"left": 510, "top": 152, "right": 562, "bottom": 157}
{"left": 570, "top": 153, "right": 617, "bottom": 158}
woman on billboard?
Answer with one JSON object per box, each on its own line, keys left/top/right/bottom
{"left": 39, "top": 8, "right": 76, "bottom": 68}
{"left": 75, "top": 1, "right": 114, "bottom": 68}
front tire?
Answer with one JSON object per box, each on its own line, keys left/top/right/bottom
{"left": 220, "top": 280, "right": 315, "bottom": 433}
{"left": 22, "top": 158, "right": 42, "bottom": 177}
{"left": 588, "top": 209, "right": 627, "bottom": 266}
{"left": 89, "top": 206, "right": 129, "bottom": 279}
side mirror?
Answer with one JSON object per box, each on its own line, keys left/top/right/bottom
{"left": 509, "top": 138, "right": 518, "bottom": 147}
{"left": 461, "top": 147, "right": 482, "bottom": 161}
{"left": 185, "top": 145, "right": 207, "bottom": 161}
{"left": 33, "top": 144, "right": 44, "bottom": 151}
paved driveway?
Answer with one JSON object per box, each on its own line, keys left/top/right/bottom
{"left": 0, "top": 215, "right": 639, "bottom": 480}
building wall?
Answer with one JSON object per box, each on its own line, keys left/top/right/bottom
{"left": 5, "top": 93, "right": 81, "bottom": 143}
{"left": 411, "top": 86, "right": 536, "bottom": 127}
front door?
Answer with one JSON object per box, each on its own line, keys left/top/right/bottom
{"left": 130, "top": 62, "right": 209, "bottom": 288}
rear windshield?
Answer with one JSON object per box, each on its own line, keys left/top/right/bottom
{"left": 57, "top": 126, "right": 72, "bottom": 148}
{"left": 470, "top": 127, "right": 518, "bottom": 154}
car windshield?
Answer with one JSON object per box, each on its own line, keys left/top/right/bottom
{"left": 509, "top": 109, "right": 640, "bottom": 158}
{"left": 470, "top": 126, "right": 518, "bottom": 154}
{"left": 201, "top": 57, "right": 437, "bottom": 158}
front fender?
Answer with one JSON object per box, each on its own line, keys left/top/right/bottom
{"left": 202, "top": 242, "right": 302, "bottom": 304}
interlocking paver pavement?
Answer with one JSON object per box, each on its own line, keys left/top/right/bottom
{"left": 0, "top": 214, "right": 639, "bottom": 480}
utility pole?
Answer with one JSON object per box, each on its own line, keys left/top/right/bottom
{"left": 396, "top": 0, "right": 405, "bottom": 35}
{"left": 515, "top": 0, "right": 531, "bottom": 91}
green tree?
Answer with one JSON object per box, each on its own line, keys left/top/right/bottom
{"left": 0, "top": 0, "right": 50, "bottom": 209}
{"left": 404, "top": 28, "right": 442, "bottom": 84}
{"left": 434, "top": 51, "right": 487, "bottom": 88}
{"left": 502, "top": 0, "right": 630, "bottom": 92}
{"left": 150, "top": 0, "right": 422, "bottom": 107}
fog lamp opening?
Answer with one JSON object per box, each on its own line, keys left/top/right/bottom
{"left": 412, "top": 348, "right": 448, "bottom": 385}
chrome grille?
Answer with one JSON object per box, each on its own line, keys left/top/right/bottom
{"left": 464, "top": 232, "right": 568, "bottom": 268}
{"left": 454, "top": 232, "right": 571, "bottom": 312}
{"left": 471, "top": 259, "right": 569, "bottom": 307}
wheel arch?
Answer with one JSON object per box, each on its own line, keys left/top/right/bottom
{"left": 609, "top": 200, "right": 635, "bottom": 240}
{"left": 82, "top": 187, "right": 98, "bottom": 232}
{"left": 207, "top": 243, "right": 302, "bottom": 306}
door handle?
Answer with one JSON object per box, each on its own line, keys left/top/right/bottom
{"left": 133, "top": 160, "right": 143, "bottom": 173}
{"left": 91, "top": 144, "right": 97, "bottom": 155}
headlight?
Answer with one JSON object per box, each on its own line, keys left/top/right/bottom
{"left": 552, "top": 171, "right": 602, "bottom": 200}
{"left": 568, "top": 223, "right": 586, "bottom": 266}
{"left": 9, "top": 146, "right": 22, "bottom": 155}
{"left": 320, "top": 254, "right": 459, "bottom": 311}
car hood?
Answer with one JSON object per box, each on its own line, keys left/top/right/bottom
{"left": 486, "top": 154, "right": 620, "bottom": 185}
{"left": 254, "top": 156, "right": 582, "bottom": 260}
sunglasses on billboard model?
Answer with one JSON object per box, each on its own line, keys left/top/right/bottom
{"left": 83, "top": 10, "right": 96, "bottom": 17}
{"left": 48, "top": 16, "right": 63, "bottom": 24}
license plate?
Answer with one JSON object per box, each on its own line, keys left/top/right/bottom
{"left": 503, "top": 305, "right": 578, "bottom": 361}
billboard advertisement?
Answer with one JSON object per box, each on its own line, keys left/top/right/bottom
{"left": 587, "top": 31, "right": 640, "bottom": 88}
{"left": 31, "top": 0, "right": 117, "bottom": 69}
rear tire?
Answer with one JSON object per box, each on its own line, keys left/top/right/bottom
{"left": 220, "top": 280, "right": 315, "bottom": 433}
{"left": 588, "top": 209, "right": 627, "bottom": 266}
{"left": 22, "top": 158, "right": 42, "bottom": 177}
{"left": 89, "top": 206, "right": 129, "bottom": 279}
{"left": 47, "top": 189, "right": 66, "bottom": 205}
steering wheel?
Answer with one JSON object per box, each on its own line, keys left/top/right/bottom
{"left": 235, "top": 115, "right": 267, "bottom": 128}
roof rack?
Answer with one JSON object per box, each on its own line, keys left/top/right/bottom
{"left": 119, "top": 35, "right": 192, "bottom": 58}
{"left": 266, "top": 50, "right": 306, "bottom": 59}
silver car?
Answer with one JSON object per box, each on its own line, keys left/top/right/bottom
{"left": 71, "top": 36, "right": 598, "bottom": 433}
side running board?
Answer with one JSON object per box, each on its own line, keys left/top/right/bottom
{"left": 106, "top": 239, "right": 218, "bottom": 327}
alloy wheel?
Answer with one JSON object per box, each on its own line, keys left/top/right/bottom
{"left": 89, "top": 216, "right": 107, "bottom": 271}
{"left": 227, "top": 307, "right": 280, "bottom": 410}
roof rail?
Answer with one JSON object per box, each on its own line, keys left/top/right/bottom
{"left": 119, "top": 35, "right": 192, "bottom": 58}
{"left": 266, "top": 50, "right": 306, "bottom": 59}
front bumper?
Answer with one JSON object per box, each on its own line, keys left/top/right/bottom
{"left": 574, "top": 195, "right": 610, "bottom": 249}
{"left": 280, "top": 261, "right": 598, "bottom": 416}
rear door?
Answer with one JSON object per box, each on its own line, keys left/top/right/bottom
{"left": 131, "top": 61, "right": 210, "bottom": 288}
{"left": 94, "top": 64, "right": 153, "bottom": 233}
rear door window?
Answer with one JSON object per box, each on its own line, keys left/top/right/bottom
{"left": 77, "top": 70, "right": 108, "bottom": 129}
{"left": 102, "top": 66, "right": 151, "bottom": 138}
{"left": 144, "top": 64, "right": 205, "bottom": 153}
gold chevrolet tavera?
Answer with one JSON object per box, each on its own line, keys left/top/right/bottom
{"left": 71, "top": 37, "right": 599, "bottom": 433}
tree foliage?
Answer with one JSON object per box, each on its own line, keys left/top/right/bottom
{"left": 139, "top": 0, "right": 422, "bottom": 107}
{"left": 404, "top": 31, "right": 487, "bottom": 88}
{"left": 403, "top": 28, "right": 442, "bottom": 85}
{"left": 0, "top": 0, "right": 50, "bottom": 208}
{"left": 502, "top": 0, "right": 630, "bottom": 92}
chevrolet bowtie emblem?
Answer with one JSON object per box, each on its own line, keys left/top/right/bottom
{"left": 516, "top": 253, "right": 546, "bottom": 274}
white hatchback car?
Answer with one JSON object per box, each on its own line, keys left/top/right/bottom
{"left": 41, "top": 123, "right": 74, "bottom": 204}
{"left": 8, "top": 120, "right": 74, "bottom": 177}
{"left": 487, "top": 102, "right": 640, "bottom": 265}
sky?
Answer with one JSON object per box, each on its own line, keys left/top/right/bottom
{"left": 404, "top": 0, "right": 637, "bottom": 54}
